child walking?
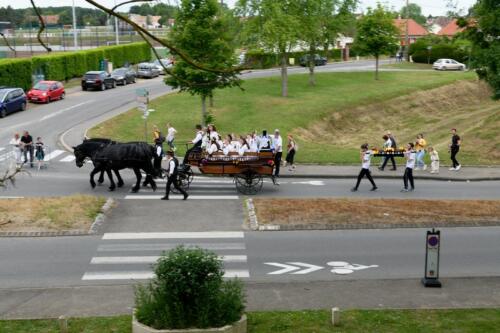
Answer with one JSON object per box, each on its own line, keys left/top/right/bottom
{"left": 351, "top": 143, "right": 377, "bottom": 192}
{"left": 428, "top": 146, "right": 440, "bottom": 174}
{"left": 402, "top": 143, "right": 416, "bottom": 192}
{"left": 35, "top": 137, "right": 45, "bottom": 170}
{"left": 284, "top": 134, "right": 296, "bottom": 171}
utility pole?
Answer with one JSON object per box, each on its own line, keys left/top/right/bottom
{"left": 405, "top": 0, "right": 410, "bottom": 61}
{"left": 72, "top": 0, "right": 77, "bottom": 49}
{"left": 114, "top": 0, "right": 119, "bottom": 45}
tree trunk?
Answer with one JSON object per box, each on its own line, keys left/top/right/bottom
{"left": 323, "top": 42, "right": 329, "bottom": 61}
{"left": 209, "top": 94, "right": 214, "bottom": 107}
{"left": 201, "top": 95, "right": 207, "bottom": 126}
{"left": 375, "top": 55, "right": 379, "bottom": 80}
{"left": 308, "top": 45, "right": 316, "bottom": 86}
{"left": 280, "top": 53, "right": 288, "bottom": 97}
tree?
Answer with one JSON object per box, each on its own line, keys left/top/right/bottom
{"left": 237, "top": 0, "right": 301, "bottom": 97}
{"left": 399, "top": 3, "right": 426, "bottom": 25}
{"left": 459, "top": 0, "right": 500, "bottom": 99}
{"left": 165, "top": 0, "right": 241, "bottom": 125}
{"left": 354, "top": 4, "right": 399, "bottom": 80}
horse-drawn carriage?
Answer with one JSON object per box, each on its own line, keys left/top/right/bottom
{"left": 178, "top": 148, "right": 276, "bottom": 195}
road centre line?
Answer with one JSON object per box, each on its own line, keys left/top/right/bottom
{"left": 90, "top": 255, "right": 247, "bottom": 264}
{"left": 97, "top": 242, "right": 246, "bottom": 252}
{"left": 124, "top": 195, "right": 239, "bottom": 200}
{"left": 102, "top": 231, "right": 245, "bottom": 240}
{"left": 82, "top": 270, "right": 249, "bottom": 280}
{"left": 40, "top": 101, "right": 94, "bottom": 121}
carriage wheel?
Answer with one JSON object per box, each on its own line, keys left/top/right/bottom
{"left": 234, "top": 171, "right": 263, "bottom": 195}
{"left": 171, "top": 168, "right": 194, "bottom": 194}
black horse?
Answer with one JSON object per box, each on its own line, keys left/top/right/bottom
{"left": 73, "top": 140, "right": 157, "bottom": 192}
{"left": 84, "top": 138, "right": 124, "bottom": 187}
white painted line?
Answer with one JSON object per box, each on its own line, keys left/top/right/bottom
{"left": 0, "top": 147, "right": 5, "bottom": 152}
{"left": 0, "top": 196, "right": 24, "bottom": 199}
{"left": 152, "top": 184, "right": 234, "bottom": 188}
{"left": 102, "top": 231, "right": 245, "bottom": 240}
{"left": 44, "top": 150, "right": 65, "bottom": 161}
{"left": 97, "top": 242, "right": 246, "bottom": 252}
{"left": 90, "top": 255, "right": 247, "bottom": 264}
{"left": 124, "top": 195, "right": 239, "bottom": 200}
{"left": 0, "top": 152, "right": 13, "bottom": 162}
{"left": 82, "top": 269, "right": 249, "bottom": 280}
{"left": 150, "top": 179, "right": 234, "bottom": 184}
{"left": 40, "top": 101, "right": 93, "bottom": 121}
{"left": 59, "top": 155, "right": 76, "bottom": 162}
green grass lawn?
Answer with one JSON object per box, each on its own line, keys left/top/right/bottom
{"left": 2, "top": 309, "right": 500, "bottom": 333}
{"left": 382, "top": 62, "right": 434, "bottom": 70}
{"left": 89, "top": 70, "right": 498, "bottom": 165}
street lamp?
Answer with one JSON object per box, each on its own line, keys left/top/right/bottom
{"left": 72, "top": 0, "right": 77, "bottom": 49}
{"left": 114, "top": 0, "right": 119, "bottom": 45}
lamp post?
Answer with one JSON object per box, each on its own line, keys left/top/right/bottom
{"left": 427, "top": 46, "right": 432, "bottom": 65}
{"left": 114, "top": 0, "right": 119, "bottom": 45}
{"left": 72, "top": 0, "right": 77, "bottom": 49}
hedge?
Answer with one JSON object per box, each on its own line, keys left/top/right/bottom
{"left": 245, "top": 49, "right": 343, "bottom": 69}
{"left": 0, "top": 58, "right": 33, "bottom": 91}
{"left": 0, "top": 42, "right": 151, "bottom": 90}
{"left": 412, "top": 44, "right": 468, "bottom": 64}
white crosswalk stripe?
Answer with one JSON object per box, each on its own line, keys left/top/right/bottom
{"left": 82, "top": 232, "right": 250, "bottom": 281}
{"left": 0, "top": 147, "right": 5, "bottom": 152}
{"left": 59, "top": 155, "right": 75, "bottom": 162}
{"left": 43, "top": 149, "right": 65, "bottom": 161}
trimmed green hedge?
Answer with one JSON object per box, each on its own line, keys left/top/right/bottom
{"left": 412, "top": 44, "right": 467, "bottom": 64}
{"left": 245, "top": 49, "right": 343, "bottom": 69}
{"left": 0, "top": 42, "right": 150, "bottom": 90}
{"left": 0, "top": 58, "right": 33, "bottom": 91}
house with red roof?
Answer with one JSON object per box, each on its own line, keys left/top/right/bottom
{"left": 438, "top": 19, "right": 466, "bottom": 37}
{"left": 393, "top": 18, "right": 429, "bottom": 47}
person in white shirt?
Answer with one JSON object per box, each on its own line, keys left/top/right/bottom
{"left": 238, "top": 136, "right": 250, "bottom": 156}
{"left": 428, "top": 146, "right": 440, "bottom": 174}
{"left": 258, "top": 130, "right": 272, "bottom": 152}
{"left": 166, "top": 123, "right": 177, "bottom": 152}
{"left": 207, "top": 137, "right": 221, "bottom": 155}
{"left": 351, "top": 143, "right": 377, "bottom": 192}
{"left": 161, "top": 150, "right": 188, "bottom": 200}
{"left": 247, "top": 134, "right": 258, "bottom": 152}
{"left": 9, "top": 133, "right": 23, "bottom": 165}
{"left": 183, "top": 124, "right": 204, "bottom": 165}
{"left": 153, "top": 142, "right": 164, "bottom": 178}
{"left": 273, "top": 129, "right": 283, "bottom": 177}
{"left": 402, "top": 142, "right": 416, "bottom": 192}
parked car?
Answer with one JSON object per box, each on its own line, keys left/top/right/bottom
{"left": 137, "top": 63, "right": 161, "bottom": 79}
{"left": 0, "top": 88, "right": 27, "bottom": 118}
{"left": 152, "top": 59, "right": 173, "bottom": 75}
{"left": 432, "top": 59, "right": 466, "bottom": 71}
{"left": 27, "top": 80, "right": 65, "bottom": 103}
{"left": 299, "top": 54, "right": 328, "bottom": 67}
{"left": 110, "top": 68, "right": 137, "bottom": 85}
{"left": 81, "top": 71, "right": 116, "bottom": 91}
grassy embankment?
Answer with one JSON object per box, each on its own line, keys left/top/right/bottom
{"left": 2, "top": 309, "right": 500, "bottom": 332}
{"left": 89, "top": 70, "right": 500, "bottom": 165}
{"left": 0, "top": 195, "right": 105, "bottom": 232}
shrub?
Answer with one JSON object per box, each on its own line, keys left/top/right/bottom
{"left": 0, "top": 58, "right": 32, "bottom": 91}
{"left": 245, "top": 49, "right": 343, "bottom": 69}
{"left": 412, "top": 44, "right": 467, "bottom": 64}
{"left": 134, "top": 246, "right": 245, "bottom": 330}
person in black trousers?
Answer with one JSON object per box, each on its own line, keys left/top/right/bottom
{"left": 161, "top": 151, "right": 188, "bottom": 200}
{"left": 449, "top": 128, "right": 461, "bottom": 171}
{"left": 351, "top": 143, "right": 377, "bottom": 192}
{"left": 402, "top": 143, "right": 416, "bottom": 192}
{"left": 379, "top": 133, "right": 397, "bottom": 171}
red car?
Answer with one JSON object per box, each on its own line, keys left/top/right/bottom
{"left": 27, "top": 81, "right": 65, "bottom": 103}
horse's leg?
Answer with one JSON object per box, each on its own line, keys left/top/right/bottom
{"left": 144, "top": 167, "right": 157, "bottom": 192}
{"left": 98, "top": 170, "right": 105, "bottom": 185}
{"left": 132, "top": 168, "right": 141, "bottom": 193}
{"left": 89, "top": 167, "right": 100, "bottom": 189}
{"left": 106, "top": 168, "right": 116, "bottom": 191}
{"left": 115, "top": 169, "right": 124, "bottom": 187}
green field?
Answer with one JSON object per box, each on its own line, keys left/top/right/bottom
{"left": 90, "top": 70, "right": 500, "bottom": 165}
{"left": 2, "top": 309, "right": 500, "bottom": 333}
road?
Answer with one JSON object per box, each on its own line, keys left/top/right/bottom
{"left": 1, "top": 60, "right": 499, "bottom": 316}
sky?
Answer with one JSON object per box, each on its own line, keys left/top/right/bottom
{"left": 0, "top": 0, "right": 477, "bottom": 17}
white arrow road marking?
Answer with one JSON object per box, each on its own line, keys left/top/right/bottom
{"left": 327, "top": 261, "right": 379, "bottom": 275}
{"left": 288, "top": 262, "right": 324, "bottom": 274}
{"left": 264, "top": 263, "right": 301, "bottom": 275}
{"left": 290, "top": 181, "right": 325, "bottom": 186}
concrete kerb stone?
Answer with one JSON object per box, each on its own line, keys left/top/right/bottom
{"left": 132, "top": 313, "right": 247, "bottom": 333}
{"left": 0, "top": 198, "right": 115, "bottom": 238}
{"left": 245, "top": 199, "right": 281, "bottom": 231}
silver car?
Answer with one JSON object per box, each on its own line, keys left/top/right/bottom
{"left": 137, "top": 63, "right": 161, "bottom": 78}
{"left": 153, "top": 59, "right": 173, "bottom": 75}
{"left": 432, "top": 59, "right": 466, "bottom": 71}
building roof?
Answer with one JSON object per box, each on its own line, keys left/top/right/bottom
{"left": 393, "top": 18, "right": 429, "bottom": 36}
{"left": 438, "top": 19, "right": 465, "bottom": 36}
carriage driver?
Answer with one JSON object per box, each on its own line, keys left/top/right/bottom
{"left": 162, "top": 150, "right": 189, "bottom": 200}
{"left": 183, "top": 124, "right": 204, "bottom": 165}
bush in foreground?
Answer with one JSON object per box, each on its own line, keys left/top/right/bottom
{"left": 135, "top": 246, "right": 245, "bottom": 330}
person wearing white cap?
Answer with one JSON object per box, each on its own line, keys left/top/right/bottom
{"left": 273, "top": 129, "right": 283, "bottom": 177}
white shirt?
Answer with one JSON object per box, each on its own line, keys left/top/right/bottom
{"left": 9, "top": 137, "right": 21, "bottom": 148}
{"left": 430, "top": 151, "right": 439, "bottom": 162}
{"left": 383, "top": 138, "right": 392, "bottom": 148}
{"left": 156, "top": 146, "right": 163, "bottom": 157}
{"left": 273, "top": 135, "right": 283, "bottom": 153}
{"left": 239, "top": 145, "right": 249, "bottom": 156}
{"left": 192, "top": 131, "right": 203, "bottom": 145}
{"left": 406, "top": 151, "right": 416, "bottom": 169}
{"left": 168, "top": 159, "right": 176, "bottom": 175}
{"left": 231, "top": 141, "right": 241, "bottom": 151}
{"left": 258, "top": 135, "right": 271, "bottom": 150}
{"left": 209, "top": 131, "right": 219, "bottom": 141}
{"left": 361, "top": 151, "right": 372, "bottom": 169}
{"left": 207, "top": 143, "right": 219, "bottom": 155}
{"left": 249, "top": 137, "right": 258, "bottom": 152}
{"left": 166, "top": 127, "right": 176, "bottom": 142}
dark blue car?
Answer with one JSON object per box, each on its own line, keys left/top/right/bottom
{"left": 0, "top": 88, "right": 27, "bottom": 118}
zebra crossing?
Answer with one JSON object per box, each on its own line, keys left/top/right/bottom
{"left": 124, "top": 176, "right": 241, "bottom": 200}
{"left": 82, "top": 231, "right": 250, "bottom": 281}
{"left": 0, "top": 147, "right": 75, "bottom": 164}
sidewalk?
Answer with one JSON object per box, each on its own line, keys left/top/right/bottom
{"left": 275, "top": 164, "right": 500, "bottom": 181}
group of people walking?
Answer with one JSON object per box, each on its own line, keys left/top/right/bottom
{"left": 352, "top": 128, "right": 462, "bottom": 192}
{"left": 8, "top": 131, "right": 45, "bottom": 168}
